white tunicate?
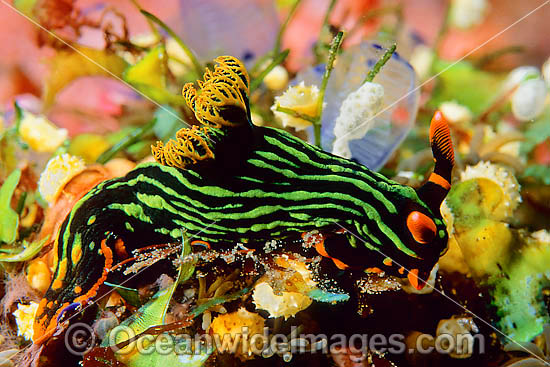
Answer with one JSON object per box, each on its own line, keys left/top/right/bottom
{"left": 295, "top": 42, "right": 419, "bottom": 170}
{"left": 332, "top": 82, "right": 385, "bottom": 159}
{"left": 38, "top": 153, "right": 86, "bottom": 204}
{"left": 436, "top": 316, "right": 479, "bottom": 359}
{"left": 511, "top": 78, "right": 547, "bottom": 121}
{"left": 410, "top": 44, "right": 435, "bottom": 82}
{"left": 503, "top": 66, "right": 541, "bottom": 92}
{"left": 271, "top": 82, "right": 321, "bottom": 131}
{"left": 264, "top": 65, "right": 289, "bottom": 91}
{"left": 439, "top": 101, "right": 472, "bottom": 124}
{"left": 449, "top": 0, "right": 489, "bottom": 29}
{"left": 532, "top": 230, "right": 550, "bottom": 244}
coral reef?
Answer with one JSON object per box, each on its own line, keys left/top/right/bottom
{"left": 1, "top": 2, "right": 550, "bottom": 366}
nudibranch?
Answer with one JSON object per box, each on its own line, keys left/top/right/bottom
{"left": 33, "top": 56, "right": 454, "bottom": 344}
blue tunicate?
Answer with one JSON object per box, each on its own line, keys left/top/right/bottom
{"left": 295, "top": 42, "right": 420, "bottom": 171}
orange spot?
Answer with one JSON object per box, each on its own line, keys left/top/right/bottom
{"left": 407, "top": 211, "right": 437, "bottom": 244}
{"left": 365, "top": 267, "right": 383, "bottom": 274}
{"left": 382, "top": 257, "right": 393, "bottom": 267}
{"left": 398, "top": 267, "right": 405, "bottom": 275}
{"left": 407, "top": 268, "right": 424, "bottom": 290}
{"left": 51, "top": 258, "right": 68, "bottom": 290}
{"left": 47, "top": 301, "right": 53, "bottom": 308}
{"left": 307, "top": 235, "right": 351, "bottom": 271}
{"left": 71, "top": 245, "right": 82, "bottom": 264}
{"left": 74, "top": 286, "right": 82, "bottom": 294}
{"left": 114, "top": 238, "right": 129, "bottom": 259}
{"left": 392, "top": 106, "right": 410, "bottom": 126}
{"left": 332, "top": 258, "right": 349, "bottom": 270}
{"left": 73, "top": 238, "right": 113, "bottom": 305}
{"left": 315, "top": 240, "right": 329, "bottom": 258}
{"left": 428, "top": 172, "right": 451, "bottom": 191}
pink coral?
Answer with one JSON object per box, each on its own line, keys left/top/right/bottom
{"left": 282, "top": 0, "right": 379, "bottom": 71}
